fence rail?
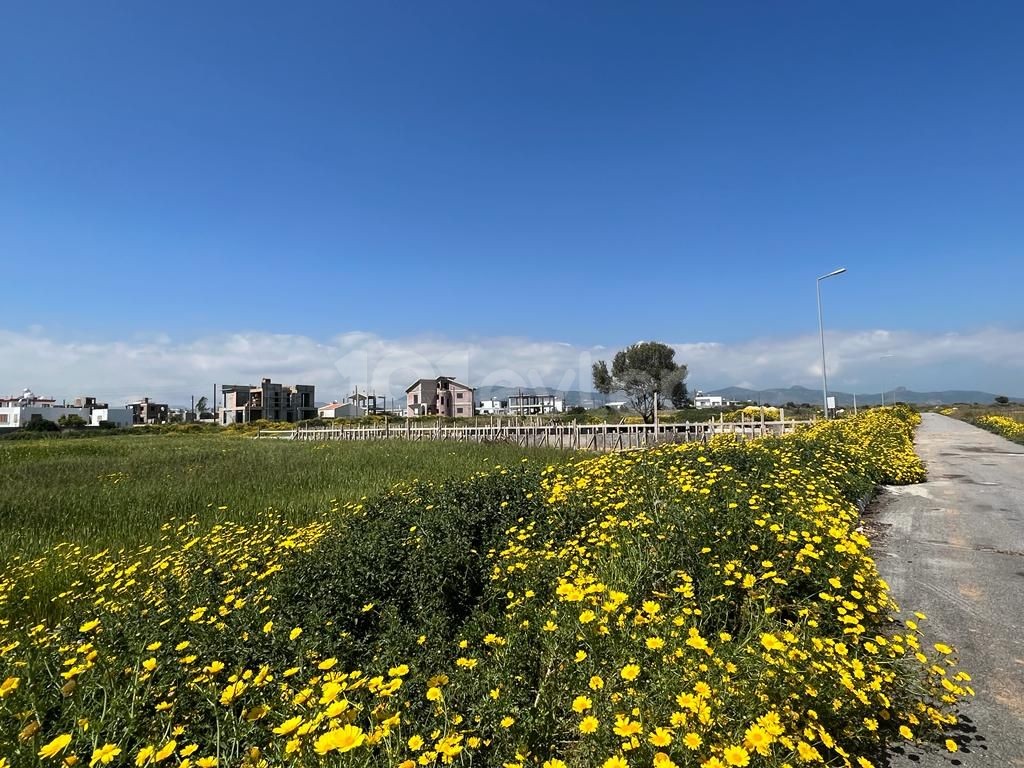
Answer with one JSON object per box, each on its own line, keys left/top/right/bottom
{"left": 255, "top": 417, "right": 810, "bottom": 452}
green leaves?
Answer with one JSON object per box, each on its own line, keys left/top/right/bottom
{"left": 593, "top": 341, "right": 689, "bottom": 423}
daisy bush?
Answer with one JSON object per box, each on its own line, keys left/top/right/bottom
{"left": 0, "top": 407, "right": 970, "bottom": 768}
{"left": 973, "top": 414, "right": 1024, "bottom": 444}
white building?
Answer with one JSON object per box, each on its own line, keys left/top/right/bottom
{"left": 693, "top": 391, "right": 725, "bottom": 409}
{"left": 477, "top": 398, "right": 506, "bottom": 415}
{"left": 0, "top": 388, "right": 133, "bottom": 429}
{"left": 318, "top": 401, "right": 365, "bottom": 419}
{"left": 90, "top": 408, "right": 134, "bottom": 427}
{"left": 0, "top": 403, "right": 84, "bottom": 428}
{"left": 0, "top": 404, "right": 134, "bottom": 428}
{"left": 507, "top": 393, "right": 564, "bottom": 416}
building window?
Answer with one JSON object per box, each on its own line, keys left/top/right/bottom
{"left": 413, "top": 394, "right": 419, "bottom": 404}
{"left": 457, "top": 392, "right": 463, "bottom": 399}
{"left": 456, "top": 407, "right": 463, "bottom": 414}
{"left": 0, "top": 414, "right": 7, "bottom": 424}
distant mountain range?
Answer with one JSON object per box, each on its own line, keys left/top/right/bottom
{"left": 706, "top": 385, "right": 1021, "bottom": 407}
{"left": 474, "top": 384, "right": 1020, "bottom": 409}
{"left": 311, "top": 385, "right": 1017, "bottom": 412}
{"left": 474, "top": 385, "right": 603, "bottom": 408}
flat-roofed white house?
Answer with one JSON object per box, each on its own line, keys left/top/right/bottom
{"left": 693, "top": 391, "right": 725, "bottom": 408}
{"left": 406, "top": 377, "right": 475, "bottom": 418}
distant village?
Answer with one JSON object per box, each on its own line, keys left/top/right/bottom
{"left": 1, "top": 375, "right": 738, "bottom": 430}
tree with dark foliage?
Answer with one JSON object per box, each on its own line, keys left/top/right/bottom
{"left": 592, "top": 341, "right": 688, "bottom": 423}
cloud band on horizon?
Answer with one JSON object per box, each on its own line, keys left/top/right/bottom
{"left": 1, "top": 327, "right": 1021, "bottom": 405}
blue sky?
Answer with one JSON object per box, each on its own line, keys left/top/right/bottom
{"left": 2, "top": 2, "right": 1021, "bottom": 399}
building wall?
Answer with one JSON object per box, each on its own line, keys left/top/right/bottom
{"left": 0, "top": 407, "right": 16, "bottom": 427}
{"left": 407, "top": 380, "right": 439, "bottom": 416}
{"left": 290, "top": 385, "right": 317, "bottom": 421}
{"left": 131, "top": 399, "right": 170, "bottom": 424}
{"left": 435, "top": 385, "right": 451, "bottom": 417}
{"left": 319, "top": 403, "right": 364, "bottom": 418}
{"left": 263, "top": 386, "right": 278, "bottom": 419}
{"left": 91, "top": 408, "right": 134, "bottom": 427}
{"left": 0, "top": 405, "right": 105, "bottom": 427}
{"left": 72, "top": 396, "right": 106, "bottom": 409}
{"left": 221, "top": 381, "right": 316, "bottom": 424}
{"left": 507, "top": 394, "right": 562, "bottom": 415}
{"left": 406, "top": 379, "right": 475, "bottom": 417}
{"left": 447, "top": 383, "right": 474, "bottom": 417}
{"left": 220, "top": 387, "right": 250, "bottom": 424}
{"left": 260, "top": 382, "right": 316, "bottom": 421}
{"left": 694, "top": 396, "right": 723, "bottom": 408}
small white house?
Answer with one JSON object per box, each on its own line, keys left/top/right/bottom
{"left": 91, "top": 408, "right": 134, "bottom": 427}
{"left": 477, "top": 398, "right": 506, "bottom": 415}
{"left": 0, "top": 404, "right": 85, "bottom": 428}
{"left": 318, "top": 402, "right": 365, "bottom": 419}
{"left": 693, "top": 392, "right": 725, "bottom": 409}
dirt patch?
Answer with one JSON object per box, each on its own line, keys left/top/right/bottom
{"left": 861, "top": 487, "right": 894, "bottom": 543}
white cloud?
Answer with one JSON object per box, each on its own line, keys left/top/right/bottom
{"left": 676, "top": 328, "right": 1024, "bottom": 395}
{"left": 1, "top": 326, "right": 1021, "bottom": 405}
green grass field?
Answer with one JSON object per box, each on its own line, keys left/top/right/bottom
{"left": 0, "top": 408, "right": 970, "bottom": 768}
{"left": 0, "top": 433, "right": 571, "bottom": 562}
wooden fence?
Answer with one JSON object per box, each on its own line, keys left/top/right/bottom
{"left": 255, "top": 417, "right": 809, "bottom": 452}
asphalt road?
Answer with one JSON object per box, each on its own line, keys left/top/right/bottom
{"left": 872, "top": 413, "right": 1024, "bottom": 767}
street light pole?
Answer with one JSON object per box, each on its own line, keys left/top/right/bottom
{"left": 879, "top": 353, "right": 895, "bottom": 409}
{"left": 816, "top": 267, "right": 847, "bottom": 419}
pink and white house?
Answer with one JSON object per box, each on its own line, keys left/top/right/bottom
{"left": 405, "top": 377, "right": 475, "bottom": 418}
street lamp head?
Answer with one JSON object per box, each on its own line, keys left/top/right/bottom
{"left": 818, "top": 267, "right": 847, "bottom": 281}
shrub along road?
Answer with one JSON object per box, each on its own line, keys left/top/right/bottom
{"left": 0, "top": 410, "right": 965, "bottom": 767}
{"left": 874, "top": 413, "right": 1024, "bottom": 766}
